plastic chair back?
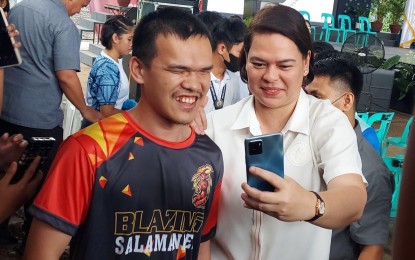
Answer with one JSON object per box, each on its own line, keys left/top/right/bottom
{"left": 383, "top": 116, "right": 413, "bottom": 157}
{"left": 321, "top": 13, "right": 335, "bottom": 29}
{"left": 399, "top": 116, "right": 413, "bottom": 143}
{"left": 358, "top": 16, "right": 372, "bottom": 32}
{"left": 299, "top": 10, "right": 311, "bottom": 21}
{"left": 338, "top": 14, "right": 352, "bottom": 30}
{"left": 356, "top": 112, "right": 370, "bottom": 123}
{"left": 367, "top": 112, "right": 395, "bottom": 151}
{"left": 383, "top": 154, "right": 404, "bottom": 217}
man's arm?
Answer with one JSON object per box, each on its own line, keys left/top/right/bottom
{"left": 56, "top": 70, "right": 103, "bottom": 123}
{"left": 198, "top": 241, "right": 211, "bottom": 260}
{"left": 100, "top": 104, "right": 122, "bottom": 118}
{"left": 23, "top": 218, "right": 71, "bottom": 260}
{"left": 358, "top": 244, "right": 384, "bottom": 260}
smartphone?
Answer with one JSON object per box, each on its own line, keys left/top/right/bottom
{"left": 11, "top": 137, "right": 56, "bottom": 184}
{"left": 244, "top": 133, "right": 284, "bottom": 192}
{"left": 0, "top": 8, "right": 22, "bottom": 68}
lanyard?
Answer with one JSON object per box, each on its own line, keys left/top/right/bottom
{"left": 210, "top": 81, "right": 226, "bottom": 110}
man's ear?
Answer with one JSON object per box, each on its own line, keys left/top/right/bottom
{"left": 216, "top": 42, "right": 226, "bottom": 55}
{"left": 129, "top": 57, "right": 145, "bottom": 85}
{"left": 342, "top": 92, "right": 355, "bottom": 112}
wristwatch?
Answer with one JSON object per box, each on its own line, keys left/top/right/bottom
{"left": 306, "top": 191, "right": 325, "bottom": 222}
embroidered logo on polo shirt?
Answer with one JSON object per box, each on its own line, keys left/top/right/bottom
{"left": 191, "top": 164, "right": 213, "bottom": 209}
{"left": 286, "top": 142, "right": 312, "bottom": 166}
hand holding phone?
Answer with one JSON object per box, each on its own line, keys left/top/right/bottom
{"left": 0, "top": 8, "right": 22, "bottom": 68}
{"left": 245, "top": 133, "right": 284, "bottom": 191}
{"left": 10, "top": 137, "right": 55, "bottom": 184}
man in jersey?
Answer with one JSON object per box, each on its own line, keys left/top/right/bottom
{"left": 204, "top": 17, "right": 249, "bottom": 113}
{"left": 23, "top": 7, "right": 223, "bottom": 260}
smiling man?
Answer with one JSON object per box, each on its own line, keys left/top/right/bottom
{"left": 24, "top": 7, "right": 223, "bottom": 260}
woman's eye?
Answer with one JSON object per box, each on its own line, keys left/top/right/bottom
{"left": 280, "top": 65, "right": 292, "bottom": 70}
{"left": 252, "top": 62, "right": 265, "bottom": 68}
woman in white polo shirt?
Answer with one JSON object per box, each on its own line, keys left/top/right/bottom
{"left": 203, "top": 5, "right": 368, "bottom": 260}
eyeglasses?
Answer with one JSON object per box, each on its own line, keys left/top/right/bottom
{"left": 331, "top": 93, "right": 347, "bottom": 104}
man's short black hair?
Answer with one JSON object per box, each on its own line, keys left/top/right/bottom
{"left": 132, "top": 7, "right": 211, "bottom": 67}
{"left": 312, "top": 41, "right": 335, "bottom": 56}
{"left": 314, "top": 58, "right": 363, "bottom": 107}
{"left": 196, "top": 11, "right": 225, "bottom": 34}
{"left": 210, "top": 17, "right": 248, "bottom": 51}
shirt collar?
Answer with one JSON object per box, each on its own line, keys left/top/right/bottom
{"left": 210, "top": 70, "right": 231, "bottom": 83}
{"left": 230, "top": 89, "right": 311, "bottom": 136}
{"left": 354, "top": 120, "right": 364, "bottom": 143}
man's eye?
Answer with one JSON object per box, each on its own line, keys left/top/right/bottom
{"left": 170, "top": 70, "right": 185, "bottom": 74}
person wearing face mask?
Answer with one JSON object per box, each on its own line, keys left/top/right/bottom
{"left": 204, "top": 17, "right": 249, "bottom": 113}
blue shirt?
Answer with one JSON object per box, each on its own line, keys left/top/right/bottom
{"left": 356, "top": 116, "right": 381, "bottom": 154}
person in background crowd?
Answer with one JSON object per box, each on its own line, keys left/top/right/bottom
{"left": 24, "top": 7, "right": 223, "bottom": 260}
{"left": 0, "top": 23, "right": 42, "bottom": 227}
{"left": 0, "top": 0, "right": 102, "bottom": 249}
{"left": 196, "top": 10, "right": 224, "bottom": 36}
{"left": 0, "top": 0, "right": 9, "bottom": 16}
{"left": 203, "top": 17, "right": 248, "bottom": 113}
{"left": 312, "top": 40, "right": 335, "bottom": 56}
{"left": 313, "top": 49, "right": 381, "bottom": 153}
{"left": 305, "top": 58, "right": 393, "bottom": 260}
{"left": 82, "top": 15, "right": 136, "bottom": 128}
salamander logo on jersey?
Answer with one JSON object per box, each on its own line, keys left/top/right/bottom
{"left": 191, "top": 164, "right": 213, "bottom": 209}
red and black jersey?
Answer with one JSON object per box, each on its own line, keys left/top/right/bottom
{"left": 29, "top": 112, "right": 223, "bottom": 260}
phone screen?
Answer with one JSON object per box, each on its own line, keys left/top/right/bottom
{"left": 245, "top": 133, "right": 284, "bottom": 191}
{"left": 0, "top": 9, "right": 21, "bottom": 68}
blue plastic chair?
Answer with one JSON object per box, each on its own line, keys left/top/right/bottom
{"left": 367, "top": 112, "right": 395, "bottom": 154}
{"left": 356, "top": 112, "right": 370, "bottom": 123}
{"left": 356, "top": 16, "right": 377, "bottom": 46}
{"left": 357, "top": 16, "right": 377, "bottom": 35}
{"left": 299, "top": 10, "right": 316, "bottom": 40}
{"left": 319, "top": 13, "right": 340, "bottom": 43}
{"left": 383, "top": 154, "right": 404, "bottom": 217}
{"left": 337, "top": 14, "right": 356, "bottom": 43}
{"left": 383, "top": 116, "right": 413, "bottom": 157}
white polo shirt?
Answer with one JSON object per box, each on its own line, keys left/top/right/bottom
{"left": 205, "top": 70, "right": 249, "bottom": 113}
{"left": 206, "top": 90, "right": 363, "bottom": 260}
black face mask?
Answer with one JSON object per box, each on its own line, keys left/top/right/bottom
{"left": 223, "top": 53, "right": 240, "bottom": 73}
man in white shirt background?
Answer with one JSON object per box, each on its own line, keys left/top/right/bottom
{"left": 203, "top": 17, "right": 248, "bottom": 112}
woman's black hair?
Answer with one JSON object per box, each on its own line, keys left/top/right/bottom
{"left": 240, "top": 4, "right": 314, "bottom": 86}
{"left": 100, "top": 15, "right": 134, "bottom": 50}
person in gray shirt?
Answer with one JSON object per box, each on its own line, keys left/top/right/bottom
{"left": 305, "top": 57, "right": 393, "bottom": 260}
{"left": 0, "top": 0, "right": 102, "bottom": 249}
{"left": 1, "top": 0, "right": 101, "bottom": 169}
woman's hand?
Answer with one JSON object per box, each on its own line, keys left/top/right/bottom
{"left": 241, "top": 166, "right": 316, "bottom": 222}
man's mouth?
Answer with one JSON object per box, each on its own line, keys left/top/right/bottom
{"left": 176, "top": 96, "right": 197, "bottom": 104}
